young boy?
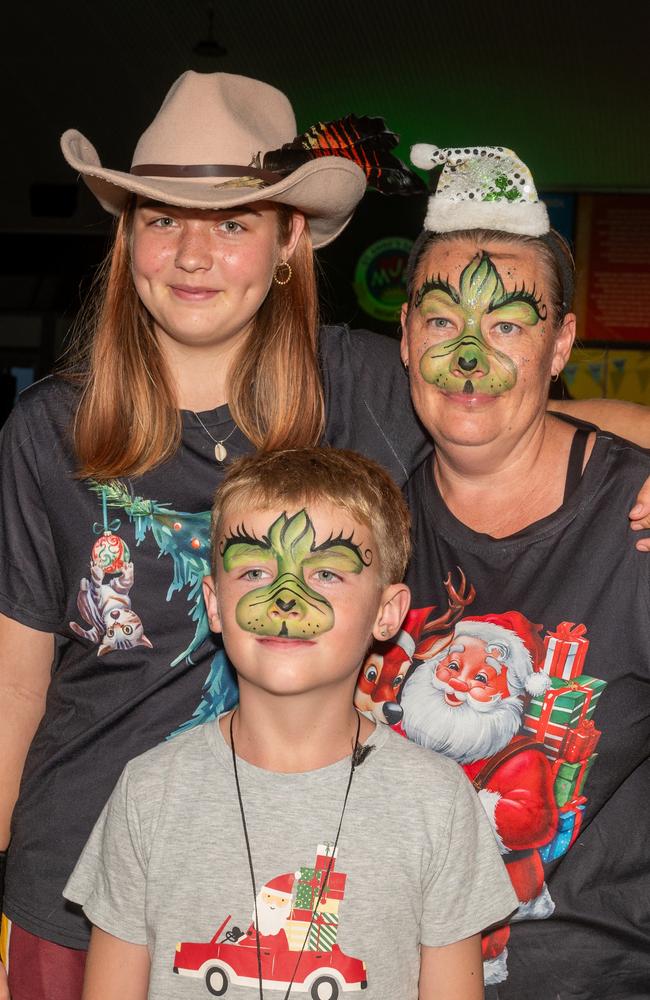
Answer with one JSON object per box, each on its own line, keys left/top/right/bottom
{"left": 64, "top": 448, "right": 516, "bottom": 1000}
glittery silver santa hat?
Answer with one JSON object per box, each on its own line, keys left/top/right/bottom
{"left": 410, "top": 143, "right": 550, "bottom": 237}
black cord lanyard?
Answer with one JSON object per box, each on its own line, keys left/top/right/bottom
{"left": 230, "top": 710, "right": 362, "bottom": 1000}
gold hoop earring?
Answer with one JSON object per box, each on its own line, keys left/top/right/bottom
{"left": 274, "top": 260, "right": 292, "bottom": 286}
{"left": 551, "top": 372, "right": 560, "bottom": 383}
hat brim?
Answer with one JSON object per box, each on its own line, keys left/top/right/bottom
{"left": 61, "top": 129, "right": 366, "bottom": 248}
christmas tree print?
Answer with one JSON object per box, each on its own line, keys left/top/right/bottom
{"left": 89, "top": 481, "right": 237, "bottom": 734}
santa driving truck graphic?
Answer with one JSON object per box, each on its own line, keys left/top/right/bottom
{"left": 173, "top": 844, "right": 367, "bottom": 997}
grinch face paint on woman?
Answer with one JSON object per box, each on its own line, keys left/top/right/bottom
{"left": 411, "top": 251, "right": 547, "bottom": 397}
{"left": 219, "top": 509, "right": 372, "bottom": 639}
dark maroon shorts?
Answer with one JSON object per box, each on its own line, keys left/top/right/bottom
{"left": 1, "top": 916, "right": 86, "bottom": 1000}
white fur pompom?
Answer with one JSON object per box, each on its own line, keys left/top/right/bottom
{"left": 410, "top": 143, "right": 440, "bottom": 170}
{"left": 525, "top": 671, "right": 552, "bottom": 697}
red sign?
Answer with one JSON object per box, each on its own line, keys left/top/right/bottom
{"left": 575, "top": 194, "right": 650, "bottom": 343}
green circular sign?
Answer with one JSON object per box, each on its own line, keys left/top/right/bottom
{"left": 354, "top": 236, "right": 413, "bottom": 323}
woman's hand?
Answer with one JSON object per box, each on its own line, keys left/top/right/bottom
{"left": 629, "top": 478, "right": 650, "bottom": 550}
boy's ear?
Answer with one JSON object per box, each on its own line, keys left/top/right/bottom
{"left": 372, "top": 583, "right": 411, "bottom": 642}
{"left": 202, "top": 575, "right": 222, "bottom": 634}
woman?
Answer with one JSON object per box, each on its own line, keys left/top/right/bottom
{"left": 0, "top": 76, "right": 646, "bottom": 999}
{"left": 0, "top": 70, "right": 432, "bottom": 1000}
{"left": 393, "top": 144, "right": 650, "bottom": 999}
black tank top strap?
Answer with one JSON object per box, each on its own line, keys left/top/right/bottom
{"left": 563, "top": 426, "right": 590, "bottom": 502}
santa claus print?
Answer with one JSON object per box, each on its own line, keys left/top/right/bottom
{"left": 172, "top": 844, "right": 368, "bottom": 992}
{"left": 386, "top": 605, "right": 608, "bottom": 987}
{"left": 246, "top": 872, "right": 295, "bottom": 951}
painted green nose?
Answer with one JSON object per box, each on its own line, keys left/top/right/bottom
{"left": 458, "top": 356, "right": 478, "bottom": 371}
{"left": 276, "top": 598, "right": 296, "bottom": 612}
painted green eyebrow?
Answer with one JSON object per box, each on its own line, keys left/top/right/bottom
{"left": 413, "top": 275, "right": 460, "bottom": 309}
{"left": 414, "top": 255, "right": 547, "bottom": 322}
{"left": 220, "top": 523, "right": 372, "bottom": 567}
{"left": 489, "top": 282, "right": 547, "bottom": 321}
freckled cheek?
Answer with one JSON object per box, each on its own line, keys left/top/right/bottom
{"left": 132, "top": 242, "right": 175, "bottom": 279}
{"left": 218, "top": 242, "right": 276, "bottom": 286}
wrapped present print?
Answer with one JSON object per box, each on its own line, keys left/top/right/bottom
{"left": 522, "top": 713, "right": 572, "bottom": 761}
{"left": 542, "top": 622, "right": 589, "bottom": 680}
{"left": 315, "top": 896, "right": 341, "bottom": 916}
{"left": 294, "top": 845, "right": 347, "bottom": 911}
{"left": 307, "top": 912, "right": 339, "bottom": 952}
{"left": 295, "top": 874, "right": 319, "bottom": 911}
{"left": 561, "top": 718, "right": 601, "bottom": 763}
{"left": 527, "top": 677, "right": 593, "bottom": 728}
{"left": 571, "top": 675, "right": 607, "bottom": 719}
{"left": 539, "top": 796, "right": 587, "bottom": 863}
{"left": 524, "top": 675, "right": 607, "bottom": 759}
{"left": 320, "top": 871, "right": 346, "bottom": 901}
{"left": 553, "top": 754, "right": 598, "bottom": 807}
{"left": 315, "top": 843, "right": 337, "bottom": 871}
{"left": 285, "top": 919, "right": 310, "bottom": 951}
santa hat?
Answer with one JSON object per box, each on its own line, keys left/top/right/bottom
{"left": 456, "top": 612, "right": 550, "bottom": 698}
{"left": 410, "top": 143, "right": 549, "bottom": 237}
{"left": 262, "top": 873, "right": 295, "bottom": 895}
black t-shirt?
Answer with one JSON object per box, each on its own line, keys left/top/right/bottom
{"left": 0, "top": 325, "right": 430, "bottom": 948}
{"left": 402, "top": 432, "right": 650, "bottom": 1000}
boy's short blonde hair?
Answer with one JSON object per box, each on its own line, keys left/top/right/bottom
{"left": 211, "top": 448, "right": 411, "bottom": 586}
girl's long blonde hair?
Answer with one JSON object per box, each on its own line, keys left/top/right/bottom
{"left": 66, "top": 201, "right": 323, "bottom": 479}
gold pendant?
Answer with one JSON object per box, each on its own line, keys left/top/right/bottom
{"left": 214, "top": 442, "right": 227, "bottom": 462}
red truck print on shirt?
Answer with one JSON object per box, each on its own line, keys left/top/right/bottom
{"left": 173, "top": 844, "right": 367, "bottom": 997}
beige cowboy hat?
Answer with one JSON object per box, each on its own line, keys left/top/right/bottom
{"left": 61, "top": 71, "right": 367, "bottom": 248}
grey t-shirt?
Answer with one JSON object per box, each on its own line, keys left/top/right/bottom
{"left": 65, "top": 719, "right": 515, "bottom": 999}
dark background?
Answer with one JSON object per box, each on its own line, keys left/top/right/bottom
{"left": 2, "top": 0, "right": 649, "bottom": 415}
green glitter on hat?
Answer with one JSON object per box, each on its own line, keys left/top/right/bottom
{"left": 410, "top": 144, "right": 549, "bottom": 236}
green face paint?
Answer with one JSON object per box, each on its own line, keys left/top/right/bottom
{"left": 220, "top": 510, "right": 371, "bottom": 639}
{"left": 413, "top": 252, "right": 547, "bottom": 396}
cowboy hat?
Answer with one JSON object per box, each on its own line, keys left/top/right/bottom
{"left": 61, "top": 71, "right": 367, "bottom": 248}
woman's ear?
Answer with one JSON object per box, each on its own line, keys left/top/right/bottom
{"left": 551, "top": 313, "right": 577, "bottom": 377}
{"left": 372, "top": 583, "right": 411, "bottom": 642}
{"left": 281, "top": 210, "right": 307, "bottom": 261}
{"left": 202, "top": 575, "right": 222, "bottom": 634}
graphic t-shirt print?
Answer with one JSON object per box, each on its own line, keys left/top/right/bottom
{"left": 69, "top": 481, "right": 237, "bottom": 727}
{"left": 173, "top": 843, "right": 367, "bottom": 995}
{"left": 355, "top": 574, "right": 606, "bottom": 987}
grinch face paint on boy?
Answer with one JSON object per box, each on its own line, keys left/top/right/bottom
{"left": 219, "top": 509, "right": 372, "bottom": 639}
{"left": 411, "top": 251, "right": 547, "bottom": 398}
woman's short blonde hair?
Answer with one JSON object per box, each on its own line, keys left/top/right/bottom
{"left": 211, "top": 448, "right": 411, "bottom": 586}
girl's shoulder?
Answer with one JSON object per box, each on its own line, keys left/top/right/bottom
{"left": 318, "top": 323, "right": 402, "bottom": 371}
{"left": 318, "top": 325, "right": 431, "bottom": 486}
{"left": 11, "top": 374, "right": 79, "bottom": 425}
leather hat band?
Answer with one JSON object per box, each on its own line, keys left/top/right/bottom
{"left": 130, "top": 163, "right": 283, "bottom": 182}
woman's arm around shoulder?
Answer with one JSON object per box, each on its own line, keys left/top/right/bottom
{"left": 82, "top": 926, "right": 150, "bottom": 1000}
{"left": 549, "top": 398, "right": 650, "bottom": 544}
{"left": 549, "top": 397, "right": 650, "bottom": 447}
{"left": 419, "top": 934, "right": 483, "bottom": 1000}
